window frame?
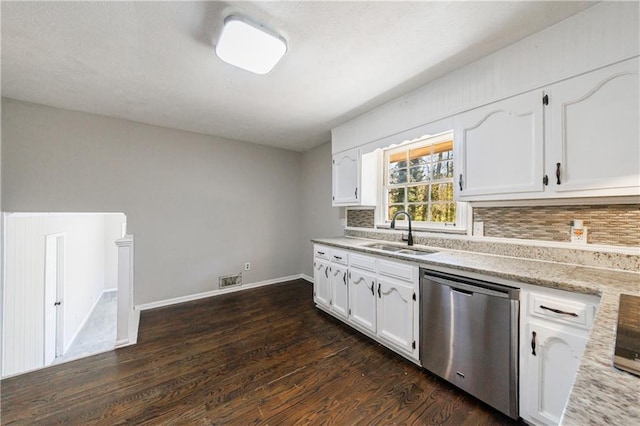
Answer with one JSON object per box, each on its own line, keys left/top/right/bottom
{"left": 376, "top": 131, "right": 467, "bottom": 232}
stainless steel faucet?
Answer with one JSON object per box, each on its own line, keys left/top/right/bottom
{"left": 390, "top": 211, "right": 413, "bottom": 246}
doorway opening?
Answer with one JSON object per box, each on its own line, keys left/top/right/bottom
{"left": 44, "top": 233, "right": 65, "bottom": 364}
{"left": 2, "top": 212, "right": 126, "bottom": 377}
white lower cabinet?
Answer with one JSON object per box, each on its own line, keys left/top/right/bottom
{"left": 348, "top": 267, "right": 377, "bottom": 333}
{"left": 524, "top": 321, "right": 587, "bottom": 425}
{"left": 376, "top": 276, "right": 416, "bottom": 355}
{"left": 314, "top": 245, "right": 349, "bottom": 319}
{"left": 313, "top": 244, "right": 419, "bottom": 364}
{"left": 329, "top": 262, "right": 349, "bottom": 320}
{"left": 313, "top": 257, "right": 330, "bottom": 310}
{"left": 519, "top": 287, "right": 599, "bottom": 425}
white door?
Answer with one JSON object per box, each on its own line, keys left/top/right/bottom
{"left": 455, "top": 90, "right": 544, "bottom": 199}
{"left": 332, "top": 148, "right": 359, "bottom": 205}
{"left": 313, "top": 259, "right": 331, "bottom": 309}
{"left": 524, "top": 321, "right": 586, "bottom": 425}
{"left": 348, "top": 268, "right": 377, "bottom": 333}
{"left": 44, "top": 234, "right": 65, "bottom": 365}
{"left": 547, "top": 57, "right": 639, "bottom": 195}
{"left": 376, "top": 277, "right": 415, "bottom": 355}
{"left": 329, "top": 264, "right": 348, "bottom": 320}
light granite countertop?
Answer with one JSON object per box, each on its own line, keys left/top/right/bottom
{"left": 311, "top": 236, "right": 640, "bottom": 425}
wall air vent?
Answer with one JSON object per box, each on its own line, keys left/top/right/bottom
{"left": 219, "top": 273, "right": 242, "bottom": 289}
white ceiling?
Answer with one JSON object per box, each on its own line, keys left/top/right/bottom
{"left": 1, "top": 1, "right": 596, "bottom": 152}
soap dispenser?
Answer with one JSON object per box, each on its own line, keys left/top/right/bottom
{"left": 570, "top": 219, "right": 588, "bottom": 244}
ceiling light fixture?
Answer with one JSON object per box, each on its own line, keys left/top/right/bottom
{"left": 215, "top": 15, "right": 287, "bottom": 75}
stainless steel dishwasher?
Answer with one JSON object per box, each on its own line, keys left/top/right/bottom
{"left": 420, "top": 269, "right": 520, "bottom": 419}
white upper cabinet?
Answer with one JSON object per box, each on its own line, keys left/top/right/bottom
{"left": 332, "top": 148, "right": 378, "bottom": 206}
{"left": 455, "top": 90, "right": 544, "bottom": 199}
{"left": 332, "top": 148, "right": 359, "bottom": 205}
{"left": 454, "top": 57, "right": 640, "bottom": 202}
{"left": 547, "top": 57, "right": 640, "bottom": 196}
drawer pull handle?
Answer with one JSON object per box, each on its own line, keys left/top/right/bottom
{"left": 556, "top": 162, "right": 562, "bottom": 185}
{"left": 317, "top": 251, "right": 325, "bottom": 255}
{"left": 343, "top": 272, "right": 347, "bottom": 285}
{"left": 540, "top": 305, "right": 578, "bottom": 317}
{"left": 370, "top": 281, "right": 375, "bottom": 296}
{"left": 531, "top": 331, "right": 537, "bottom": 356}
{"left": 377, "top": 283, "right": 381, "bottom": 298}
{"left": 324, "top": 267, "right": 328, "bottom": 279}
{"left": 333, "top": 255, "right": 342, "bottom": 260}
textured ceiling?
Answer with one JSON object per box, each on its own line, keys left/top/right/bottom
{"left": 1, "top": 1, "right": 596, "bottom": 152}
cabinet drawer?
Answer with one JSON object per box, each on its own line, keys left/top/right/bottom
{"left": 349, "top": 253, "right": 376, "bottom": 272}
{"left": 377, "top": 259, "right": 415, "bottom": 282}
{"left": 528, "top": 293, "right": 595, "bottom": 330}
{"left": 330, "top": 249, "right": 348, "bottom": 265}
{"left": 314, "top": 245, "right": 330, "bottom": 260}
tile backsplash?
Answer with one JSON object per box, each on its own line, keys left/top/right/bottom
{"left": 348, "top": 204, "right": 640, "bottom": 247}
{"left": 473, "top": 204, "right": 640, "bottom": 247}
{"left": 346, "top": 209, "right": 375, "bottom": 229}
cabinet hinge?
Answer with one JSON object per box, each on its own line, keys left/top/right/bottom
{"left": 543, "top": 94, "right": 549, "bottom": 105}
{"left": 412, "top": 341, "right": 416, "bottom": 350}
{"left": 412, "top": 292, "right": 416, "bottom": 301}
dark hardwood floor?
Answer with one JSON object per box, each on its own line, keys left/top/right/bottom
{"left": 1, "top": 279, "right": 518, "bottom": 425}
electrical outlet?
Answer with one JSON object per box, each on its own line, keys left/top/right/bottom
{"left": 473, "top": 221, "right": 484, "bottom": 237}
{"left": 244, "top": 262, "right": 251, "bottom": 271}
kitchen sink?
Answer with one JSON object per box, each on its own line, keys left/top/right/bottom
{"left": 364, "top": 243, "right": 438, "bottom": 256}
{"left": 365, "top": 243, "right": 403, "bottom": 252}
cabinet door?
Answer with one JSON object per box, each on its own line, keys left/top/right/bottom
{"left": 455, "top": 90, "right": 544, "bottom": 199}
{"left": 523, "top": 321, "right": 587, "bottom": 425}
{"left": 548, "top": 57, "right": 639, "bottom": 195}
{"left": 332, "top": 148, "right": 359, "bottom": 205}
{"left": 376, "top": 277, "right": 415, "bottom": 355}
{"left": 313, "top": 258, "right": 330, "bottom": 309}
{"left": 348, "top": 268, "right": 377, "bottom": 333}
{"left": 329, "top": 264, "right": 349, "bottom": 320}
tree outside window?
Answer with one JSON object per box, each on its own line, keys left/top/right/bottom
{"left": 385, "top": 135, "right": 456, "bottom": 224}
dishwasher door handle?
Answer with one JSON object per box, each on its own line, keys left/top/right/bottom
{"left": 451, "top": 287, "right": 473, "bottom": 296}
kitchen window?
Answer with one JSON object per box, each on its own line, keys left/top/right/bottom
{"left": 381, "top": 131, "right": 465, "bottom": 230}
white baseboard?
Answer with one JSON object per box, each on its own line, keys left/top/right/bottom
{"left": 136, "top": 274, "right": 307, "bottom": 311}
{"left": 301, "top": 274, "right": 313, "bottom": 283}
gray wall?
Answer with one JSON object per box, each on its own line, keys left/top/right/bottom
{"left": 300, "top": 142, "right": 344, "bottom": 278}
{"left": 2, "top": 99, "right": 303, "bottom": 305}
